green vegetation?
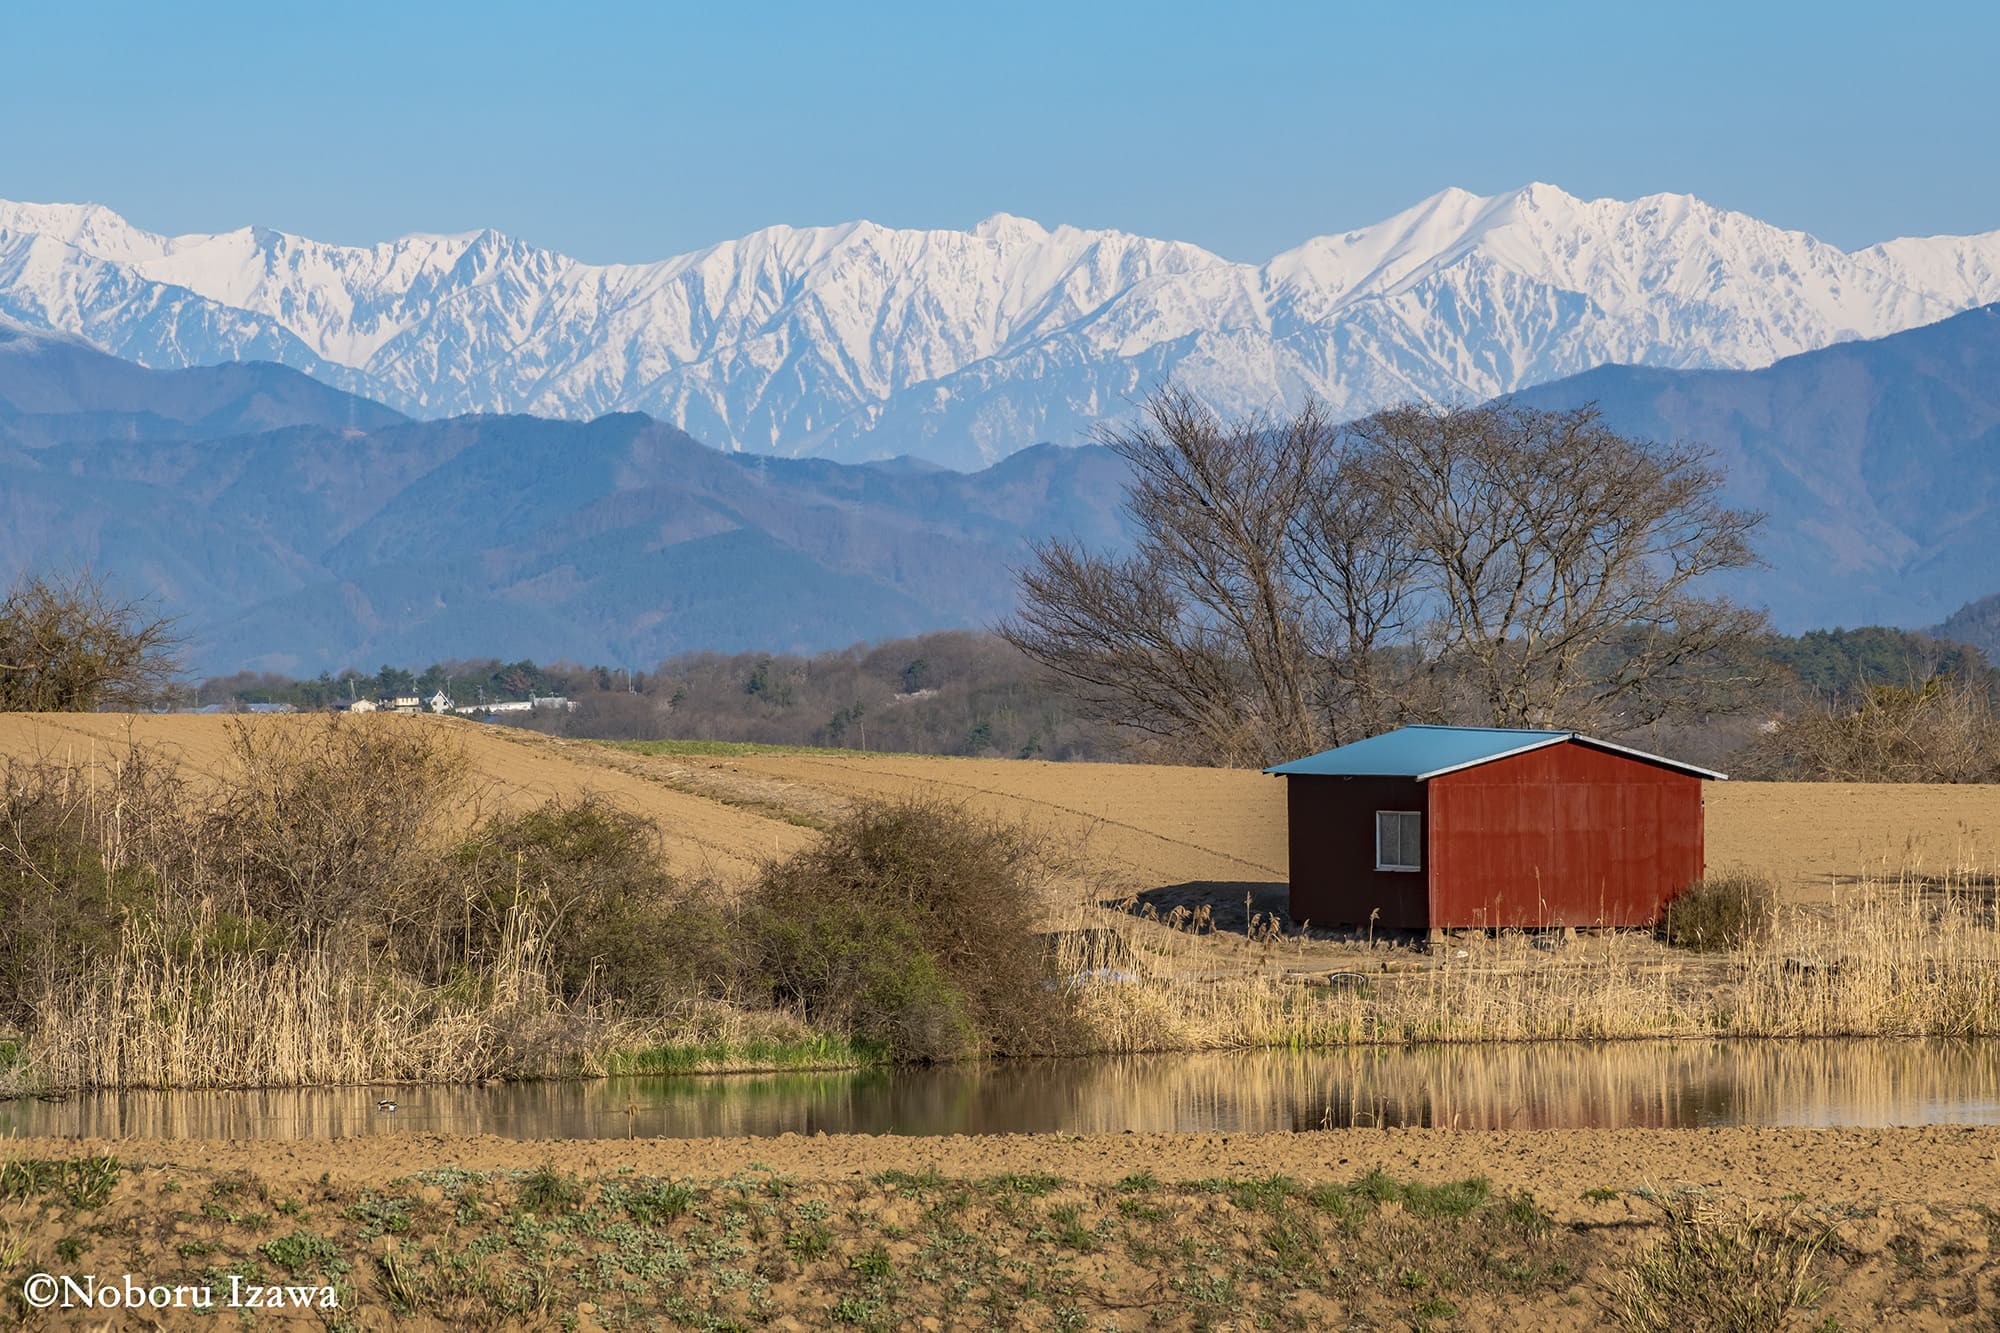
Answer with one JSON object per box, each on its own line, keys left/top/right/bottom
{"left": 741, "top": 799, "right": 1081, "bottom": 1061}
{"left": 0, "top": 1155, "right": 122, "bottom": 1210}
{"left": 0, "top": 1159, "right": 1599, "bottom": 1330}
{"left": 1762, "top": 626, "right": 1991, "bottom": 700}
{"left": 598, "top": 1035, "right": 886, "bottom": 1076}
{"left": 199, "top": 656, "right": 567, "bottom": 713}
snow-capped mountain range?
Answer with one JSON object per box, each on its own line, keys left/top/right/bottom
{"left": 4, "top": 183, "right": 1998, "bottom": 468}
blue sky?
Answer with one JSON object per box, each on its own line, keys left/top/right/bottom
{"left": 3, "top": 0, "right": 1992, "bottom": 261}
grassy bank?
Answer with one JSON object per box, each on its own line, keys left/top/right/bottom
{"left": 8, "top": 717, "right": 2000, "bottom": 1098}
{"left": 597, "top": 1036, "right": 886, "bottom": 1078}
{"left": 2, "top": 1148, "right": 1989, "bottom": 1330}
{"left": 0, "top": 720, "right": 1076, "bottom": 1094}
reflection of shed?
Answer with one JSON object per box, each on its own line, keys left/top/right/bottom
{"left": 1266, "top": 726, "right": 1724, "bottom": 930}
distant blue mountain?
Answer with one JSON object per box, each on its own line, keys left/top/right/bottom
{"left": 6, "top": 302, "right": 2000, "bottom": 676}
{"left": 0, "top": 336, "right": 1132, "bottom": 674}
{"left": 0, "top": 318, "right": 402, "bottom": 446}
{"left": 1511, "top": 303, "right": 2000, "bottom": 633}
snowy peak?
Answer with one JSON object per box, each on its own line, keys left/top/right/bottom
{"left": 2, "top": 188, "right": 1998, "bottom": 467}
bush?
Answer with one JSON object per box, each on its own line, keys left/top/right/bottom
{"left": 1663, "top": 873, "right": 1775, "bottom": 952}
{"left": 749, "top": 904, "right": 976, "bottom": 1061}
{"left": 208, "top": 717, "right": 468, "bottom": 943}
{"left": 446, "top": 798, "right": 731, "bottom": 1012}
{"left": 0, "top": 568, "right": 180, "bottom": 710}
{"left": 0, "top": 760, "right": 157, "bottom": 1023}
{"left": 741, "top": 799, "right": 1077, "bottom": 1061}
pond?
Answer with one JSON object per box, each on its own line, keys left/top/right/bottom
{"left": 8, "top": 1040, "right": 1999, "bottom": 1140}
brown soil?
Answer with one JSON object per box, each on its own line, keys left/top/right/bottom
{"left": 18, "top": 1124, "right": 2000, "bottom": 1202}
{"left": 6, "top": 1129, "right": 1997, "bottom": 1329}
{"left": 7, "top": 713, "right": 1995, "bottom": 899}
{"left": 0, "top": 713, "right": 818, "bottom": 881}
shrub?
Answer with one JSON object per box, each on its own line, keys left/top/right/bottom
{"left": 0, "top": 756, "right": 168, "bottom": 1022}
{"left": 0, "top": 568, "right": 180, "bottom": 711}
{"left": 207, "top": 717, "right": 468, "bottom": 942}
{"left": 446, "top": 798, "right": 731, "bottom": 1012}
{"left": 1663, "top": 873, "right": 1775, "bottom": 952}
{"left": 741, "top": 798, "right": 1077, "bottom": 1061}
{"left": 750, "top": 904, "right": 976, "bottom": 1061}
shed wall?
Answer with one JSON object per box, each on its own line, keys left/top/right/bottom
{"left": 1425, "top": 743, "right": 1704, "bottom": 928}
{"left": 1285, "top": 775, "right": 1429, "bottom": 929}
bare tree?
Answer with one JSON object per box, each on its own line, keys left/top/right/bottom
{"left": 1005, "top": 390, "right": 1768, "bottom": 765}
{"left": 1003, "top": 389, "right": 1333, "bottom": 764}
{"left": 1349, "top": 403, "right": 1767, "bottom": 730}
{"left": 0, "top": 569, "right": 181, "bottom": 711}
{"left": 1289, "top": 437, "right": 1428, "bottom": 736}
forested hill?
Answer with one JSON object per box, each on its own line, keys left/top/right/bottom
{"left": 1511, "top": 303, "right": 2000, "bottom": 633}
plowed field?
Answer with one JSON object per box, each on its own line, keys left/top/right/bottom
{"left": 3, "top": 713, "right": 1995, "bottom": 897}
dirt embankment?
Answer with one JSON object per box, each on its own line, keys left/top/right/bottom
{"left": 20, "top": 1124, "right": 2000, "bottom": 1201}
{"left": 4, "top": 1129, "right": 1997, "bottom": 1330}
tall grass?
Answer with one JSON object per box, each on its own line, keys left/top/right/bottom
{"left": 27, "top": 907, "right": 623, "bottom": 1090}
{"left": 0, "top": 722, "right": 673, "bottom": 1091}
{"left": 0, "top": 722, "right": 1073, "bottom": 1091}
{"left": 1056, "top": 867, "right": 2000, "bottom": 1051}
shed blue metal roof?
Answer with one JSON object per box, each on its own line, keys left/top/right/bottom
{"left": 1263, "top": 725, "right": 1726, "bottom": 781}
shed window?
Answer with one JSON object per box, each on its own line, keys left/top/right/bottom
{"left": 1375, "top": 811, "right": 1421, "bottom": 872}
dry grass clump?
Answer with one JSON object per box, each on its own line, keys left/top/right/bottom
{"left": 0, "top": 721, "right": 664, "bottom": 1090}
{"left": 1056, "top": 862, "right": 2000, "bottom": 1052}
{"left": 1664, "top": 872, "right": 1776, "bottom": 952}
{"left": 1054, "top": 918, "right": 1699, "bottom": 1052}
{"left": 1735, "top": 871, "right": 2000, "bottom": 1037}
{"left": 28, "top": 911, "right": 621, "bottom": 1089}
{"left": 1603, "top": 1192, "right": 1830, "bottom": 1333}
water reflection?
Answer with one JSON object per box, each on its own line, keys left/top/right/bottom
{"left": 6, "top": 1040, "right": 1999, "bottom": 1141}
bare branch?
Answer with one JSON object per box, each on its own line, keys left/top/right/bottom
{"left": 0, "top": 569, "right": 184, "bottom": 711}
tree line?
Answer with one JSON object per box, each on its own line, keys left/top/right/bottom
{"left": 198, "top": 658, "right": 578, "bottom": 711}
{"left": 189, "top": 631, "right": 1124, "bottom": 761}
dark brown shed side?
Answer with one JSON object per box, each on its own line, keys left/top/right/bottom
{"left": 1285, "top": 774, "right": 1429, "bottom": 930}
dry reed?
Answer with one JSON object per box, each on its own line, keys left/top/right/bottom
{"left": 26, "top": 904, "right": 632, "bottom": 1090}
{"left": 1056, "top": 865, "right": 2000, "bottom": 1053}
{"left": 13, "top": 720, "right": 2000, "bottom": 1091}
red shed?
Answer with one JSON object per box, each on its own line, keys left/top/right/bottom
{"left": 1265, "top": 726, "right": 1724, "bottom": 931}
